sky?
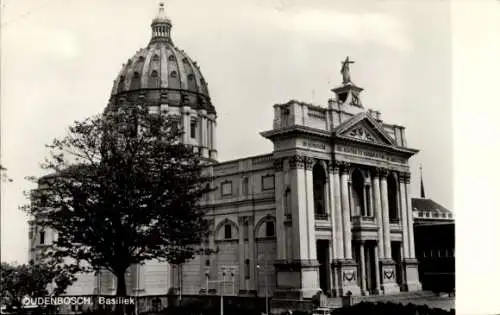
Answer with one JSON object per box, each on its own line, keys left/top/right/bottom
{"left": 0, "top": 0, "right": 453, "bottom": 264}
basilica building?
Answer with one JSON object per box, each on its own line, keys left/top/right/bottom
{"left": 29, "top": 3, "right": 423, "bottom": 312}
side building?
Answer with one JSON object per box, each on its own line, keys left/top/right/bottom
{"left": 412, "top": 197, "right": 455, "bottom": 294}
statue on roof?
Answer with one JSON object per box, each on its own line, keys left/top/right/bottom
{"left": 340, "top": 56, "right": 355, "bottom": 84}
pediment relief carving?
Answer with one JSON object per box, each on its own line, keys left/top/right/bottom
{"left": 338, "top": 117, "right": 394, "bottom": 146}
{"left": 348, "top": 127, "right": 376, "bottom": 143}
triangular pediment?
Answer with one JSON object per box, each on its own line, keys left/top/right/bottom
{"left": 336, "top": 113, "right": 395, "bottom": 146}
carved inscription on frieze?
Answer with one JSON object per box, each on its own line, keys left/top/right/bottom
{"left": 302, "top": 141, "right": 326, "bottom": 150}
{"left": 336, "top": 145, "right": 406, "bottom": 163}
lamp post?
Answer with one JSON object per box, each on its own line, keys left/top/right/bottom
{"left": 256, "top": 263, "right": 268, "bottom": 315}
{"left": 205, "top": 271, "right": 209, "bottom": 295}
{"left": 220, "top": 271, "right": 226, "bottom": 315}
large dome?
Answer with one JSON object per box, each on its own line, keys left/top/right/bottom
{"left": 108, "top": 2, "right": 214, "bottom": 114}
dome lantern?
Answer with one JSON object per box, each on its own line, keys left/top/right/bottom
{"left": 150, "top": 1, "right": 173, "bottom": 44}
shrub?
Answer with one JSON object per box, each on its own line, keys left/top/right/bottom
{"left": 331, "top": 302, "right": 455, "bottom": 315}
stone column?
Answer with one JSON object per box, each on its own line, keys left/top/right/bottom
{"left": 238, "top": 217, "right": 246, "bottom": 293}
{"left": 359, "top": 242, "right": 367, "bottom": 295}
{"left": 328, "top": 163, "right": 338, "bottom": 296}
{"left": 401, "top": 172, "right": 422, "bottom": 292}
{"left": 290, "top": 156, "right": 309, "bottom": 260}
{"left": 207, "top": 120, "right": 212, "bottom": 149}
{"left": 398, "top": 173, "right": 410, "bottom": 259}
{"left": 304, "top": 157, "right": 317, "bottom": 260}
{"left": 379, "top": 169, "right": 391, "bottom": 259}
{"left": 404, "top": 174, "right": 416, "bottom": 258}
{"left": 274, "top": 155, "right": 321, "bottom": 299}
{"left": 274, "top": 159, "right": 286, "bottom": 260}
{"left": 362, "top": 186, "right": 368, "bottom": 217}
{"left": 340, "top": 163, "right": 352, "bottom": 259}
{"left": 199, "top": 110, "right": 208, "bottom": 158}
{"left": 367, "top": 185, "right": 372, "bottom": 217}
{"left": 181, "top": 106, "right": 190, "bottom": 144}
{"left": 332, "top": 163, "right": 344, "bottom": 259}
{"left": 248, "top": 216, "right": 256, "bottom": 292}
{"left": 372, "top": 170, "right": 384, "bottom": 259}
{"left": 373, "top": 244, "right": 381, "bottom": 294}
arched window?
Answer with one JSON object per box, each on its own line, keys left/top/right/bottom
{"left": 351, "top": 169, "right": 366, "bottom": 216}
{"left": 130, "top": 71, "right": 141, "bottom": 90}
{"left": 168, "top": 55, "right": 175, "bottom": 61}
{"left": 313, "top": 164, "right": 327, "bottom": 218}
{"left": 387, "top": 174, "right": 399, "bottom": 221}
{"left": 149, "top": 70, "right": 160, "bottom": 89}
{"left": 170, "top": 71, "right": 177, "bottom": 78}
{"left": 224, "top": 224, "right": 232, "bottom": 239}
{"left": 265, "top": 221, "right": 275, "bottom": 237}
{"left": 117, "top": 75, "right": 125, "bottom": 92}
{"left": 152, "top": 54, "right": 160, "bottom": 62}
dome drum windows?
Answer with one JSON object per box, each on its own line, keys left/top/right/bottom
{"left": 152, "top": 54, "right": 160, "bottom": 62}
{"left": 170, "top": 71, "right": 178, "bottom": 78}
{"left": 190, "top": 118, "right": 197, "bottom": 139}
{"left": 168, "top": 55, "right": 176, "bottom": 61}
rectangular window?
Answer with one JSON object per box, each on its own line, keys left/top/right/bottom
{"left": 261, "top": 175, "right": 275, "bottom": 191}
{"left": 190, "top": 119, "right": 197, "bottom": 138}
{"left": 242, "top": 177, "right": 249, "bottom": 196}
{"left": 244, "top": 259, "right": 250, "bottom": 279}
{"left": 221, "top": 181, "right": 232, "bottom": 197}
{"left": 39, "top": 231, "right": 45, "bottom": 245}
{"left": 205, "top": 259, "right": 210, "bottom": 267}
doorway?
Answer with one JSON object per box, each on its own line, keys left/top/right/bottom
{"left": 391, "top": 241, "right": 403, "bottom": 287}
{"left": 316, "top": 240, "right": 330, "bottom": 294}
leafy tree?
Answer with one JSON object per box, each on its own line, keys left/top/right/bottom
{"left": 0, "top": 260, "right": 76, "bottom": 314}
{"left": 23, "top": 105, "right": 213, "bottom": 313}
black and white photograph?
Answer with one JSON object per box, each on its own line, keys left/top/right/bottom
{"left": 1, "top": 1, "right": 499, "bottom": 314}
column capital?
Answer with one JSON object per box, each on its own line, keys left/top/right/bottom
{"left": 374, "top": 167, "right": 389, "bottom": 178}
{"left": 402, "top": 172, "right": 411, "bottom": 184}
{"left": 338, "top": 161, "right": 351, "bottom": 174}
{"left": 273, "top": 158, "right": 284, "bottom": 172}
{"left": 238, "top": 216, "right": 250, "bottom": 225}
{"left": 328, "top": 161, "right": 340, "bottom": 174}
{"left": 304, "top": 157, "right": 314, "bottom": 170}
{"left": 289, "top": 155, "right": 305, "bottom": 169}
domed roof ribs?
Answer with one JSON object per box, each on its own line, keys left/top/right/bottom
{"left": 172, "top": 49, "right": 189, "bottom": 91}
{"left": 150, "top": 1, "right": 173, "bottom": 45}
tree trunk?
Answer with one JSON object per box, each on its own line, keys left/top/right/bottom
{"left": 115, "top": 271, "right": 127, "bottom": 315}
